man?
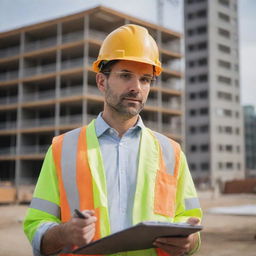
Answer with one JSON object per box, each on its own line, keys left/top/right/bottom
{"left": 24, "top": 24, "right": 202, "bottom": 256}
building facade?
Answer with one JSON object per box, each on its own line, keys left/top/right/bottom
{"left": 184, "top": 0, "right": 245, "bottom": 187}
{"left": 0, "top": 6, "right": 183, "bottom": 200}
{"left": 243, "top": 105, "right": 256, "bottom": 177}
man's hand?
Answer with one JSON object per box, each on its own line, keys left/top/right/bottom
{"left": 41, "top": 210, "right": 97, "bottom": 255}
{"left": 153, "top": 218, "right": 200, "bottom": 256}
{"left": 61, "top": 210, "right": 97, "bottom": 247}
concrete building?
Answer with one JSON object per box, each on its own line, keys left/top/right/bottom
{"left": 0, "top": 6, "right": 183, "bottom": 201}
{"left": 184, "top": 0, "right": 245, "bottom": 187}
{"left": 243, "top": 105, "right": 256, "bottom": 178}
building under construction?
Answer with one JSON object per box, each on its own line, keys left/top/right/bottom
{"left": 0, "top": 6, "right": 183, "bottom": 202}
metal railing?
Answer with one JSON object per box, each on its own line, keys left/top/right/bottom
{"left": 0, "top": 96, "right": 18, "bottom": 105}
{"left": 24, "top": 63, "right": 56, "bottom": 77}
{"left": 20, "top": 145, "right": 49, "bottom": 154}
{"left": 0, "top": 146, "right": 16, "bottom": 156}
{"left": 161, "top": 41, "right": 181, "bottom": 54}
{"left": 0, "top": 121, "right": 17, "bottom": 130}
{"left": 162, "top": 60, "right": 181, "bottom": 72}
{"left": 0, "top": 70, "right": 19, "bottom": 81}
{"left": 60, "top": 85, "right": 83, "bottom": 97}
{"left": 59, "top": 114, "right": 82, "bottom": 125}
{"left": 87, "top": 85, "right": 101, "bottom": 96}
{"left": 162, "top": 101, "right": 180, "bottom": 110}
{"left": 161, "top": 81, "right": 181, "bottom": 91}
{"left": 21, "top": 117, "right": 55, "bottom": 128}
{"left": 61, "top": 58, "right": 84, "bottom": 70}
{"left": 0, "top": 46, "right": 20, "bottom": 58}
{"left": 89, "top": 29, "right": 108, "bottom": 41}
{"left": 146, "top": 99, "right": 159, "bottom": 106}
{"left": 22, "top": 90, "right": 55, "bottom": 102}
{"left": 143, "top": 120, "right": 159, "bottom": 130}
{"left": 25, "top": 37, "right": 57, "bottom": 52}
{"left": 162, "top": 124, "right": 181, "bottom": 135}
{"left": 62, "top": 31, "right": 84, "bottom": 43}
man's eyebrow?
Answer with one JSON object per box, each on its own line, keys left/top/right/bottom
{"left": 120, "top": 69, "right": 153, "bottom": 76}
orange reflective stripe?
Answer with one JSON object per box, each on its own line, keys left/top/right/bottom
{"left": 154, "top": 137, "right": 180, "bottom": 217}
{"left": 52, "top": 134, "right": 71, "bottom": 222}
{"left": 76, "top": 126, "right": 101, "bottom": 244}
{"left": 76, "top": 126, "right": 94, "bottom": 211}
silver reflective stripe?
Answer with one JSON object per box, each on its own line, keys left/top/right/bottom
{"left": 185, "top": 197, "right": 201, "bottom": 210}
{"left": 153, "top": 131, "right": 175, "bottom": 175}
{"left": 30, "top": 197, "right": 60, "bottom": 218}
{"left": 61, "top": 127, "right": 81, "bottom": 213}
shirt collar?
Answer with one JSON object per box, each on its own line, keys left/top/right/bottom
{"left": 94, "top": 113, "right": 145, "bottom": 138}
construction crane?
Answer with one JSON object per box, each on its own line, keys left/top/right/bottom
{"left": 157, "top": 0, "right": 180, "bottom": 26}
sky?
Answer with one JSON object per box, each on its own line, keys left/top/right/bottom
{"left": 0, "top": 0, "right": 255, "bottom": 108}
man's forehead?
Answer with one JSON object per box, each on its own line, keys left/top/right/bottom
{"left": 112, "top": 60, "right": 153, "bottom": 74}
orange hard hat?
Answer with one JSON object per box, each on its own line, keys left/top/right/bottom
{"left": 93, "top": 24, "right": 162, "bottom": 76}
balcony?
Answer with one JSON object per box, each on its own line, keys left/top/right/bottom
{"left": 161, "top": 41, "right": 181, "bottom": 54}
{"left": 21, "top": 117, "right": 55, "bottom": 129}
{"left": 0, "top": 46, "right": 20, "bottom": 59}
{"left": 87, "top": 85, "right": 101, "bottom": 96}
{"left": 143, "top": 120, "right": 159, "bottom": 131}
{"left": 25, "top": 37, "right": 57, "bottom": 52}
{"left": 89, "top": 29, "right": 108, "bottom": 41}
{"left": 62, "top": 31, "right": 84, "bottom": 44}
{"left": 60, "top": 85, "right": 83, "bottom": 98}
{"left": 0, "top": 121, "right": 17, "bottom": 130}
{"left": 162, "top": 60, "right": 181, "bottom": 73}
{"left": 24, "top": 63, "right": 56, "bottom": 77}
{"left": 162, "top": 101, "right": 180, "bottom": 110}
{"left": 161, "top": 81, "right": 181, "bottom": 91}
{"left": 146, "top": 99, "right": 159, "bottom": 107}
{"left": 0, "top": 146, "right": 16, "bottom": 156}
{"left": 23, "top": 90, "right": 55, "bottom": 102}
{"left": 0, "top": 96, "right": 18, "bottom": 106}
{"left": 0, "top": 70, "right": 19, "bottom": 82}
{"left": 162, "top": 124, "right": 181, "bottom": 136}
{"left": 20, "top": 145, "right": 49, "bottom": 154}
{"left": 59, "top": 114, "right": 82, "bottom": 125}
{"left": 61, "top": 58, "right": 84, "bottom": 70}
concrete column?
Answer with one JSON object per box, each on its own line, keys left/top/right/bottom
{"left": 157, "top": 29, "right": 162, "bottom": 132}
{"left": 55, "top": 22, "right": 62, "bottom": 135}
{"left": 15, "top": 31, "right": 25, "bottom": 192}
{"left": 82, "top": 15, "right": 89, "bottom": 125}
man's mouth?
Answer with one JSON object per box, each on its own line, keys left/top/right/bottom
{"left": 123, "top": 98, "right": 141, "bottom": 103}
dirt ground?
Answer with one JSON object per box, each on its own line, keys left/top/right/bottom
{"left": 0, "top": 192, "right": 256, "bottom": 256}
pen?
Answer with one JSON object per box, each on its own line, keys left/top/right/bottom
{"left": 74, "top": 209, "right": 88, "bottom": 219}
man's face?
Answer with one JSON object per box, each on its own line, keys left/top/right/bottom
{"left": 99, "top": 60, "right": 153, "bottom": 118}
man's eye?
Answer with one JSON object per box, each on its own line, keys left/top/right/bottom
{"left": 119, "top": 72, "right": 133, "bottom": 80}
{"left": 141, "top": 76, "right": 151, "bottom": 83}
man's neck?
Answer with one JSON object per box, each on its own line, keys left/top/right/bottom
{"left": 101, "top": 110, "right": 139, "bottom": 137}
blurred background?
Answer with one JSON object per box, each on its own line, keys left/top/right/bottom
{"left": 0, "top": 0, "right": 255, "bottom": 255}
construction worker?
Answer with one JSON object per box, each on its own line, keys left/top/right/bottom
{"left": 23, "top": 24, "right": 202, "bottom": 256}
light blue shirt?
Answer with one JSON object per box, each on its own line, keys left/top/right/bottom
{"left": 33, "top": 113, "right": 144, "bottom": 255}
{"left": 95, "top": 113, "right": 144, "bottom": 233}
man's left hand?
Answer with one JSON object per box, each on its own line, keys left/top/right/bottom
{"left": 153, "top": 217, "right": 200, "bottom": 256}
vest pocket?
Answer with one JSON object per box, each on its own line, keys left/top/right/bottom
{"left": 154, "top": 170, "right": 177, "bottom": 217}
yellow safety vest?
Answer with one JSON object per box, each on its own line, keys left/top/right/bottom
{"left": 52, "top": 120, "right": 182, "bottom": 256}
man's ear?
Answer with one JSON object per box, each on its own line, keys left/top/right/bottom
{"left": 96, "top": 73, "right": 107, "bottom": 93}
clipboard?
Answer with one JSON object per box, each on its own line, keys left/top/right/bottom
{"left": 72, "top": 221, "right": 203, "bottom": 255}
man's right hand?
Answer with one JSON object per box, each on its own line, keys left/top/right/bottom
{"left": 41, "top": 210, "right": 97, "bottom": 255}
{"left": 61, "top": 210, "right": 97, "bottom": 247}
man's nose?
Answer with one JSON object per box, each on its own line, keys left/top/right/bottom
{"left": 129, "top": 75, "right": 142, "bottom": 92}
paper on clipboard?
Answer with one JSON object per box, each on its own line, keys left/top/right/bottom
{"left": 72, "top": 221, "right": 203, "bottom": 255}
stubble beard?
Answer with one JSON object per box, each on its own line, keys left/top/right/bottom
{"left": 105, "top": 82, "right": 145, "bottom": 118}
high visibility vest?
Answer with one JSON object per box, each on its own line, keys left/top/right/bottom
{"left": 52, "top": 120, "right": 181, "bottom": 256}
